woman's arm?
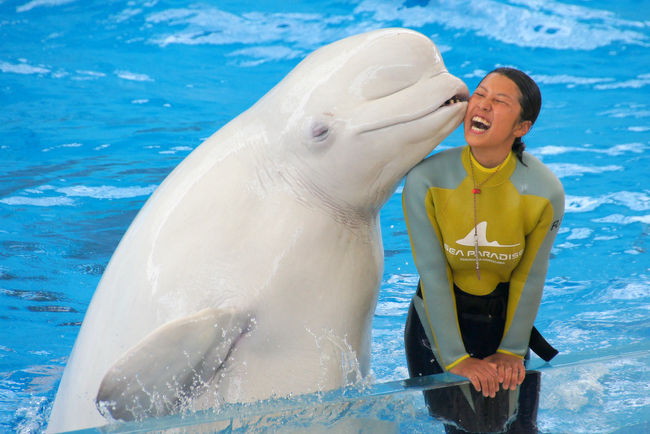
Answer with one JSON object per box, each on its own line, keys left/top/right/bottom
{"left": 402, "top": 164, "right": 469, "bottom": 370}
{"left": 499, "top": 164, "right": 565, "bottom": 360}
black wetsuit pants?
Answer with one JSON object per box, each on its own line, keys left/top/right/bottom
{"left": 404, "top": 282, "right": 541, "bottom": 433}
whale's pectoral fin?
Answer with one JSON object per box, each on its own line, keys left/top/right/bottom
{"left": 96, "top": 307, "right": 252, "bottom": 422}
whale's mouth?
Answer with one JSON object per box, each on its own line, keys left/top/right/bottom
{"left": 441, "top": 94, "right": 468, "bottom": 108}
{"left": 361, "top": 92, "right": 468, "bottom": 135}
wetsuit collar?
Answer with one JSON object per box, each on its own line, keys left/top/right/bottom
{"left": 463, "top": 146, "right": 516, "bottom": 185}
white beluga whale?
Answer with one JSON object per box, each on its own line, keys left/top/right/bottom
{"left": 46, "top": 27, "right": 468, "bottom": 432}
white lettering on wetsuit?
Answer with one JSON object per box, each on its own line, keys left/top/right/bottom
{"left": 444, "top": 243, "right": 524, "bottom": 264}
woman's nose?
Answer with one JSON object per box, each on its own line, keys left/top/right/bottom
{"left": 477, "top": 99, "right": 491, "bottom": 111}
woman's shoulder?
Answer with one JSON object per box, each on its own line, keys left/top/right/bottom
{"left": 421, "top": 146, "right": 464, "bottom": 167}
{"left": 516, "top": 150, "right": 565, "bottom": 200}
{"left": 405, "top": 146, "right": 465, "bottom": 186}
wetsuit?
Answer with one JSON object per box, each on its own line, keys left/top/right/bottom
{"left": 402, "top": 146, "right": 564, "bottom": 432}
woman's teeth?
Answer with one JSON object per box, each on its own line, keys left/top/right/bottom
{"left": 471, "top": 116, "right": 491, "bottom": 132}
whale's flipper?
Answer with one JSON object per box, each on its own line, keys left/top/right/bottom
{"left": 96, "top": 307, "right": 252, "bottom": 422}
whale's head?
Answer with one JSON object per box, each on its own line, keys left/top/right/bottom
{"left": 253, "top": 28, "right": 469, "bottom": 219}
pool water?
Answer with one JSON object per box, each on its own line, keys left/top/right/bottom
{"left": 1, "top": 0, "right": 649, "bottom": 432}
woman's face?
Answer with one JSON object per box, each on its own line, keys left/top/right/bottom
{"left": 463, "top": 73, "right": 530, "bottom": 154}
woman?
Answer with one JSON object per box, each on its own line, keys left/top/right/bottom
{"left": 402, "top": 67, "right": 564, "bottom": 433}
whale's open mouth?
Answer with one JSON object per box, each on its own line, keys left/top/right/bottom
{"left": 360, "top": 92, "right": 468, "bottom": 135}
{"left": 441, "top": 94, "right": 468, "bottom": 108}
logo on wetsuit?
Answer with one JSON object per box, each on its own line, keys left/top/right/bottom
{"left": 550, "top": 219, "right": 561, "bottom": 231}
{"left": 443, "top": 221, "right": 524, "bottom": 265}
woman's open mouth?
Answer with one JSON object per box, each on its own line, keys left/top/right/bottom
{"left": 470, "top": 115, "right": 491, "bottom": 133}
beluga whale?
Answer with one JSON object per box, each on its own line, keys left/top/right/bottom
{"left": 47, "top": 27, "right": 469, "bottom": 432}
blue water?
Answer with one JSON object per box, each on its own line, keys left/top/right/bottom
{"left": 1, "top": 0, "right": 648, "bottom": 432}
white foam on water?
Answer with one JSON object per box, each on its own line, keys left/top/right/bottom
{"left": 532, "top": 74, "right": 614, "bottom": 88}
{"left": 374, "top": 301, "right": 408, "bottom": 317}
{"left": 605, "top": 281, "right": 650, "bottom": 301}
{"left": 73, "top": 70, "right": 106, "bottom": 80}
{"left": 56, "top": 185, "right": 157, "bottom": 199}
{"left": 50, "top": 69, "right": 68, "bottom": 79}
{"left": 534, "top": 145, "right": 567, "bottom": 156}
{"left": 575, "top": 307, "right": 648, "bottom": 325}
{"left": 565, "top": 191, "right": 650, "bottom": 214}
{"left": 554, "top": 241, "right": 581, "bottom": 250}
{"left": 611, "top": 191, "right": 650, "bottom": 211}
{"left": 0, "top": 184, "right": 158, "bottom": 207}
{"left": 540, "top": 363, "right": 608, "bottom": 412}
{"left": 593, "top": 234, "right": 618, "bottom": 241}
{"left": 24, "top": 185, "right": 56, "bottom": 194}
{"left": 593, "top": 213, "right": 650, "bottom": 224}
{"left": 508, "top": 0, "right": 638, "bottom": 24}
{"left": 384, "top": 273, "right": 419, "bottom": 288}
{"left": 159, "top": 146, "right": 193, "bottom": 155}
{"left": 370, "top": 326, "right": 408, "bottom": 381}
{"left": 114, "top": 70, "right": 154, "bottom": 82}
{"left": 12, "top": 396, "right": 49, "bottom": 434}
{"left": 536, "top": 354, "right": 650, "bottom": 434}
{"left": 15, "top": 0, "right": 75, "bottom": 13}
{"left": 354, "top": 0, "right": 649, "bottom": 50}
{"left": 145, "top": 7, "right": 357, "bottom": 49}
{"left": 41, "top": 143, "right": 83, "bottom": 152}
{"left": 545, "top": 162, "right": 622, "bottom": 178}
{"left": 227, "top": 46, "right": 304, "bottom": 67}
{"left": 598, "top": 103, "right": 650, "bottom": 119}
{"left": 564, "top": 194, "right": 604, "bottom": 212}
{"left": 547, "top": 322, "right": 593, "bottom": 351}
{"left": 0, "top": 60, "right": 50, "bottom": 75}
{"left": 464, "top": 69, "right": 489, "bottom": 79}
{"left": 534, "top": 142, "right": 646, "bottom": 156}
{"left": 111, "top": 7, "right": 144, "bottom": 23}
{"left": 145, "top": 7, "right": 198, "bottom": 24}
{"left": 0, "top": 196, "right": 75, "bottom": 207}
{"left": 566, "top": 227, "right": 593, "bottom": 240}
{"left": 595, "top": 73, "right": 650, "bottom": 90}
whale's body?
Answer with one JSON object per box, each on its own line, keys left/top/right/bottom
{"left": 47, "top": 28, "right": 468, "bottom": 432}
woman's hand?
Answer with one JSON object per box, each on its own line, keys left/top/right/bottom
{"left": 448, "top": 357, "right": 499, "bottom": 398}
{"left": 484, "top": 352, "right": 526, "bottom": 391}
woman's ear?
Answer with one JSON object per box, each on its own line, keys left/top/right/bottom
{"left": 515, "top": 120, "right": 533, "bottom": 138}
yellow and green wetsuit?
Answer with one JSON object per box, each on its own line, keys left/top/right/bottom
{"left": 403, "top": 145, "right": 564, "bottom": 370}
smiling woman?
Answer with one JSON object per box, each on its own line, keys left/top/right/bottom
{"left": 402, "top": 67, "right": 564, "bottom": 432}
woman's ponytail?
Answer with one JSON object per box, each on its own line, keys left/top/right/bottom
{"left": 512, "top": 137, "right": 527, "bottom": 166}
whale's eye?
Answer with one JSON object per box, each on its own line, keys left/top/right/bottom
{"left": 303, "top": 115, "right": 335, "bottom": 149}
{"left": 311, "top": 122, "right": 330, "bottom": 142}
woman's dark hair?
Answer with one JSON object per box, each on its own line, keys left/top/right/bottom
{"left": 486, "top": 67, "right": 541, "bottom": 165}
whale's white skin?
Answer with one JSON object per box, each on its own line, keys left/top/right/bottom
{"left": 46, "top": 28, "right": 468, "bottom": 432}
